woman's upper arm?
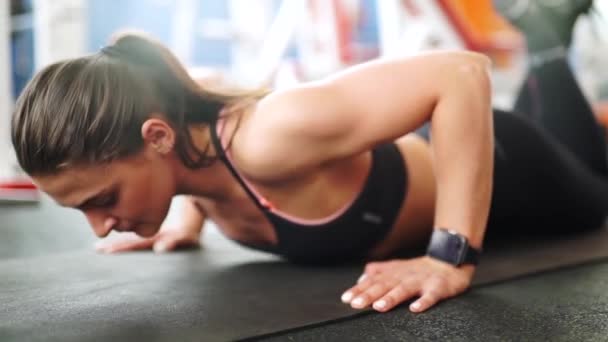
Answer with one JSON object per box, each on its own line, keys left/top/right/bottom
{"left": 319, "top": 51, "right": 491, "bottom": 154}
{"left": 245, "top": 51, "right": 491, "bottom": 179}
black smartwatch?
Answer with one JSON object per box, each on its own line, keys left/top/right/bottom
{"left": 426, "top": 228, "right": 481, "bottom": 266}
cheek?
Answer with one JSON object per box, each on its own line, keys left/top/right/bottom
{"left": 120, "top": 164, "right": 175, "bottom": 222}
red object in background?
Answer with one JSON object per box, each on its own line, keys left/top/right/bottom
{"left": 437, "top": 0, "right": 523, "bottom": 52}
{"left": 332, "top": 0, "right": 356, "bottom": 64}
{"left": 0, "top": 179, "right": 39, "bottom": 203}
{"left": 0, "top": 180, "right": 38, "bottom": 190}
{"left": 308, "top": 0, "right": 357, "bottom": 64}
{"left": 436, "top": 0, "right": 524, "bottom": 67}
{"left": 595, "top": 102, "right": 608, "bottom": 137}
{"left": 401, "top": 0, "right": 422, "bottom": 16}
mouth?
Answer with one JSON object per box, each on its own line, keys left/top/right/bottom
{"left": 135, "top": 224, "right": 160, "bottom": 238}
{"left": 110, "top": 218, "right": 139, "bottom": 233}
{"left": 106, "top": 220, "right": 159, "bottom": 238}
{"left": 113, "top": 226, "right": 134, "bottom": 233}
{"left": 104, "top": 224, "right": 136, "bottom": 237}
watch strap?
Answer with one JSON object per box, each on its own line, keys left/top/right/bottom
{"left": 426, "top": 228, "right": 481, "bottom": 266}
{"left": 463, "top": 243, "right": 480, "bottom": 265}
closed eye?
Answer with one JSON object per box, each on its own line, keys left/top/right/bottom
{"left": 91, "top": 194, "right": 116, "bottom": 207}
{"left": 80, "top": 192, "right": 117, "bottom": 210}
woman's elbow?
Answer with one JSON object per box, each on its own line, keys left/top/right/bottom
{"left": 455, "top": 51, "right": 492, "bottom": 71}
{"left": 455, "top": 54, "right": 492, "bottom": 105}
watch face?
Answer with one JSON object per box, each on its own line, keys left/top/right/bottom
{"left": 428, "top": 230, "right": 467, "bottom": 265}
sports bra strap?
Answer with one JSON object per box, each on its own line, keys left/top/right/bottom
{"left": 208, "top": 119, "right": 270, "bottom": 213}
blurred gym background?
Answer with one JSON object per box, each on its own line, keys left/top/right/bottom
{"left": 1, "top": 0, "right": 607, "bottom": 259}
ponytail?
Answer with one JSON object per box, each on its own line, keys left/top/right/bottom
{"left": 12, "top": 30, "right": 268, "bottom": 175}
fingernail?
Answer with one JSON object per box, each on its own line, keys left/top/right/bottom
{"left": 411, "top": 302, "right": 421, "bottom": 311}
{"left": 341, "top": 292, "right": 353, "bottom": 303}
{"left": 154, "top": 242, "right": 167, "bottom": 253}
{"left": 373, "top": 300, "right": 387, "bottom": 310}
{"left": 352, "top": 297, "right": 365, "bottom": 308}
{"left": 94, "top": 241, "right": 105, "bottom": 251}
{"left": 357, "top": 274, "right": 367, "bottom": 283}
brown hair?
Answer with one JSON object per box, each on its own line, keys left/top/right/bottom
{"left": 11, "top": 31, "right": 267, "bottom": 176}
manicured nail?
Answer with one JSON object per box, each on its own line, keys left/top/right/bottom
{"left": 352, "top": 297, "right": 365, "bottom": 308}
{"left": 373, "top": 300, "right": 387, "bottom": 310}
{"left": 341, "top": 292, "right": 353, "bottom": 303}
{"left": 411, "top": 302, "right": 421, "bottom": 311}
{"left": 154, "top": 242, "right": 168, "bottom": 253}
{"left": 357, "top": 274, "right": 367, "bottom": 283}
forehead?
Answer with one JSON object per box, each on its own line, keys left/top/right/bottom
{"left": 32, "top": 164, "right": 116, "bottom": 206}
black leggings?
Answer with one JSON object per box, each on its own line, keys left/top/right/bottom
{"left": 419, "top": 59, "right": 608, "bottom": 236}
{"left": 488, "top": 59, "right": 608, "bottom": 236}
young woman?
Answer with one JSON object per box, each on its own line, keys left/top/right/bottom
{"left": 11, "top": 1, "right": 607, "bottom": 314}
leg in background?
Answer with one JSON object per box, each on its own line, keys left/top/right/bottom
{"left": 498, "top": 0, "right": 607, "bottom": 176}
{"left": 487, "top": 110, "right": 608, "bottom": 238}
{"left": 513, "top": 58, "right": 608, "bottom": 177}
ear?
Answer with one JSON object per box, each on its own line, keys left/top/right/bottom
{"left": 141, "top": 117, "right": 175, "bottom": 154}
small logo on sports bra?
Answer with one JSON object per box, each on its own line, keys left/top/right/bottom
{"left": 362, "top": 212, "right": 383, "bottom": 225}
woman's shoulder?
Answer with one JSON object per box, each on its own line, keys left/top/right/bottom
{"left": 230, "top": 84, "right": 341, "bottom": 183}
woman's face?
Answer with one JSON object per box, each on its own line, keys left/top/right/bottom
{"left": 33, "top": 148, "right": 177, "bottom": 238}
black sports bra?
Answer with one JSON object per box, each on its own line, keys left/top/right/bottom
{"left": 209, "top": 119, "right": 408, "bottom": 264}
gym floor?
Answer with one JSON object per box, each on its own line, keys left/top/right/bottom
{"left": 2, "top": 196, "right": 607, "bottom": 342}
{"left": 256, "top": 262, "right": 608, "bottom": 341}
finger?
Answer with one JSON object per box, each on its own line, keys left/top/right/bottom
{"left": 95, "top": 232, "right": 139, "bottom": 250}
{"left": 410, "top": 288, "right": 443, "bottom": 313}
{"left": 350, "top": 279, "right": 397, "bottom": 309}
{"left": 155, "top": 232, "right": 202, "bottom": 253}
{"left": 357, "top": 261, "right": 396, "bottom": 284}
{"left": 373, "top": 279, "right": 421, "bottom": 312}
{"left": 341, "top": 275, "right": 376, "bottom": 304}
{"left": 153, "top": 237, "right": 180, "bottom": 253}
{"left": 96, "top": 237, "right": 154, "bottom": 254}
{"left": 357, "top": 273, "right": 368, "bottom": 283}
{"left": 363, "top": 261, "right": 393, "bottom": 276}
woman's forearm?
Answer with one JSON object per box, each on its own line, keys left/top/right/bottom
{"left": 164, "top": 195, "right": 206, "bottom": 234}
{"left": 429, "top": 58, "right": 494, "bottom": 249}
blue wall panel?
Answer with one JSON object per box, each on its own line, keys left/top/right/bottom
{"left": 87, "top": 0, "right": 231, "bottom": 67}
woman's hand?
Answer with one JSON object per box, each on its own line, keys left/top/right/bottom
{"left": 341, "top": 256, "right": 475, "bottom": 313}
{"left": 95, "top": 195, "right": 206, "bottom": 254}
{"left": 94, "top": 223, "right": 202, "bottom": 254}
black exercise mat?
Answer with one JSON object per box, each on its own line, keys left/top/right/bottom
{"left": 256, "top": 259, "right": 608, "bottom": 342}
{"left": 0, "top": 231, "right": 358, "bottom": 342}
{"left": 1, "top": 224, "right": 608, "bottom": 342}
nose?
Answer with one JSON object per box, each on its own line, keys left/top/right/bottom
{"left": 83, "top": 210, "right": 117, "bottom": 238}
